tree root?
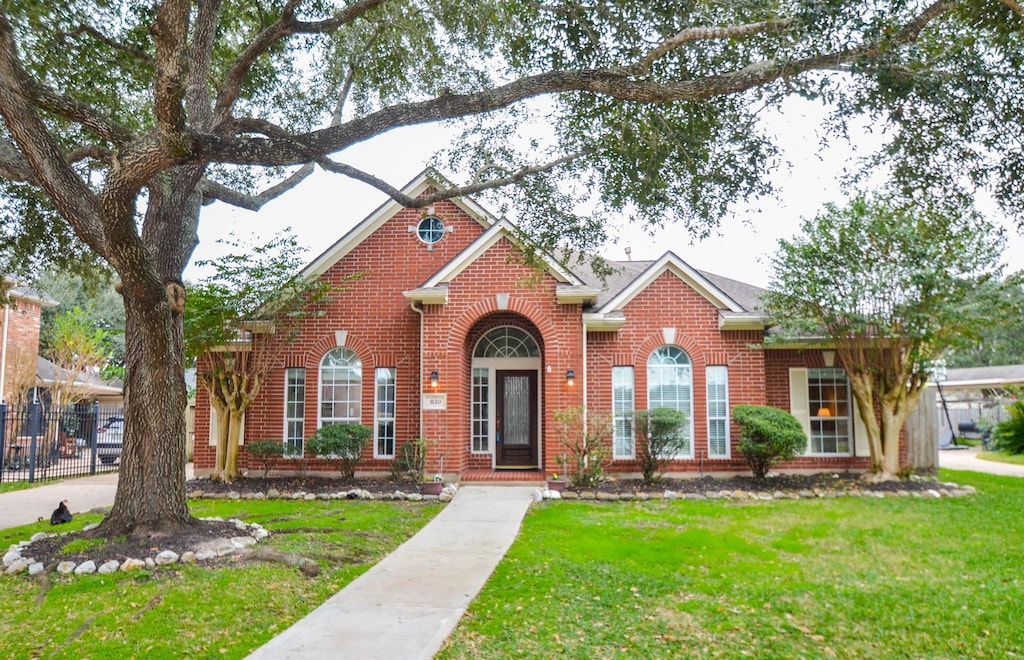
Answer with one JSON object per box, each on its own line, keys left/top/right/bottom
{"left": 238, "top": 546, "right": 321, "bottom": 577}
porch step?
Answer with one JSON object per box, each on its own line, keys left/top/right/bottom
{"left": 459, "top": 469, "right": 546, "bottom": 485}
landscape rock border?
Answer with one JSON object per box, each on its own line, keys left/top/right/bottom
{"left": 3, "top": 516, "right": 269, "bottom": 576}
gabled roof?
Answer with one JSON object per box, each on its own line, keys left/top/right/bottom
{"left": 404, "top": 219, "right": 596, "bottom": 305}
{"left": 572, "top": 253, "right": 767, "bottom": 331}
{"left": 36, "top": 356, "right": 123, "bottom": 396}
{"left": 2, "top": 277, "right": 59, "bottom": 307}
{"left": 300, "top": 168, "right": 497, "bottom": 278}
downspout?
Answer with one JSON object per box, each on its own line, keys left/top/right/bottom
{"left": 410, "top": 301, "right": 424, "bottom": 441}
{"left": 582, "top": 319, "right": 588, "bottom": 435}
{"left": 0, "top": 301, "right": 10, "bottom": 401}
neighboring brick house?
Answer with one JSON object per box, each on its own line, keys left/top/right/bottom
{"left": 1, "top": 280, "right": 52, "bottom": 405}
{"left": 194, "top": 170, "right": 890, "bottom": 480}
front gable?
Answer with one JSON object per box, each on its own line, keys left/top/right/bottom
{"left": 404, "top": 219, "right": 600, "bottom": 306}
{"left": 301, "top": 168, "right": 496, "bottom": 279}
{"left": 587, "top": 252, "right": 766, "bottom": 331}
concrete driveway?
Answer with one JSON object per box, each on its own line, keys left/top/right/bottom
{"left": 939, "top": 445, "right": 1024, "bottom": 477}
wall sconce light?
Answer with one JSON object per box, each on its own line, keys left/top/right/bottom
{"left": 429, "top": 370, "right": 439, "bottom": 388}
{"left": 817, "top": 407, "right": 832, "bottom": 417}
{"left": 822, "top": 350, "right": 836, "bottom": 368}
{"left": 565, "top": 369, "right": 575, "bottom": 387}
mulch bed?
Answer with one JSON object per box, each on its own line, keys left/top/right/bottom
{"left": 185, "top": 471, "right": 946, "bottom": 497}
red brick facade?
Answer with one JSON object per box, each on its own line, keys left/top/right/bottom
{"left": 1, "top": 287, "right": 45, "bottom": 404}
{"left": 193, "top": 171, "right": 904, "bottom": 479}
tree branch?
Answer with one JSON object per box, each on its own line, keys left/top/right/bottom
{"left": 316, "top": 150, "right": 591, "bottom": 207}
{"left": 613, "top": 18, "right": 796, "bottom": 77}
{"left": 198, "top": 164, "right": 315, "bottom": 210}
{"left": 213, "top": 0, "right": 387, "bottom": 124}
{"left": 194, "top": 1, "right": 956, "bottom": 167}
{"left": 61, "top": 23, "right": 153, "bottom": 66}
{"left": 995, "top": 0, "right": 1024, "bottom": 18}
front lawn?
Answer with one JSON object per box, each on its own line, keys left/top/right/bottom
{"left": 440, "top": 469, "right": 1023, "bottom": 658}
{"left": 0, "top": 498, "right": 441, "bottom": 659}
{"left": 977, "top": 450, "right": 1024, "bottom": 466}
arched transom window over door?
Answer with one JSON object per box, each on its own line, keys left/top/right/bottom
{"left": 647, "top": 345, "right": 694, "bottom": 457}
{"left": 474, "top": 326, "right": 541, "bottom": 358}
{"left": 320, "top": 347, "right": 362, "bottom": 425}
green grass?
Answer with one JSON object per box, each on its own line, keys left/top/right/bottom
{"left": 0, "top": 480, "right": 33, "bottom": 494}
{"left": 440, "top": 470, "right": 1024, "bottom": 659}
{"left": 977, "top": 450, "right": 1024, "bottom": 465}
{"left": 0, "top": 497, "right": 441, "bottom": 659}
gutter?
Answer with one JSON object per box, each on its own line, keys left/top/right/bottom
{"left": 410, "top": 301, "right": 425, "bottom": 441}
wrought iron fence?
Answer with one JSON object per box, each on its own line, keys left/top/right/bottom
{"left": 0, "top": 402, "right": 123, "bottom": 484}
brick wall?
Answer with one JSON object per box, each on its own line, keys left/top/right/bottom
{"left": 1, "top": 295, "right": 43, "bottom": 404}
{"left": 586, "top": 270, "right": 767, "bottom": 475}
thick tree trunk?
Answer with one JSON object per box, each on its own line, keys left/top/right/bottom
{"left": 97, "top": 279, "right": 193, "bottom": 539}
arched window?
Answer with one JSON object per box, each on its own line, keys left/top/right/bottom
{"left": 320, "top": 347, "right": 361, "bottom": 425}
{"left": 474, "top": 326, "right": 540, "bottom": 358}
{"left": 647, "top": 345, "right": 693, "bottom": 456}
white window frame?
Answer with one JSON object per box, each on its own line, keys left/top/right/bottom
{"left": 471, "top": 367, "right": 490, "bottom": 453}
{"left": 807, "top": 368, "right": 853, "bottom": 456}
{"left": 706, "top": 365, "right": 730, "bottom": 459}
{"left": 374, "top": 367, "right": 396, "bottom": 458}
{"left": 612, "top": 366, "right": 635, "bottom": 459}
{"left": 318, "top": 347, "right": 362, "bottom": 427}
{"left": 646, "top": 345, "right": 694, "bottom": 459}
{"left": 283, "top": 368, "right": 305, "bottom": 457}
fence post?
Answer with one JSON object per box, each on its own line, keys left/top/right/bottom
{"left": 28, "top": 400, "right": 43, "bottom": 484}
{"left": 0, "top": 401, "right": 7, "bottom": 474}
{"left": 89, "top": 401, "right": 99, "bottom": 475}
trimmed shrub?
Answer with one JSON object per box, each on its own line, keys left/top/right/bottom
{"left": 246, "top": 439, "right": 285, "bottom": 478}
{"left": 306, "top": 423, "right": 372, "bottom": 478}
{"left": 993, "top": 401, "right": 1024, "bottom": 455}
{"left": 635, "top": 408, "right": 688, "bottom": 484}
{"left": 733, "top": 405, "right": 807, "bottom": 478}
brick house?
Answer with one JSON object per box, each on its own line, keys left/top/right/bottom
{"left": 193, "top": 170, "right": 891, "bottom": 480}
{"left": 1, "top": 279, "right": 52, "bottom": 405}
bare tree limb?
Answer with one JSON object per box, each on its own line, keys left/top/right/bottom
{"left": 198, "top": 163, "right": 315, "bottom": 210}
{"left": 316, "top": 150, "right": 591, "bottom": 207}
{"left": 613, "top": 19, "right": 796, "bottom": 77}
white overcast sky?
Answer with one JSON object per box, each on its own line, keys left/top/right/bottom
{"left": 189, "top": 97, "right": 1024, "bottom": 289}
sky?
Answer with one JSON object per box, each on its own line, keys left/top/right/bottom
{"left": 188, "top": 97, "right": 1024, "bottom": 289}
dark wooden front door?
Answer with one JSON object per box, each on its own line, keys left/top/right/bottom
{"left": 495, "top": 370, "right": 538, "bottom": 468}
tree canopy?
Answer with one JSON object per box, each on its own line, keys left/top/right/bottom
{"left": 761, "top": 193, "right": 1021, "bottom": 478}
{"left": 0, "top": 0, "right": 1021, "bottom": 535}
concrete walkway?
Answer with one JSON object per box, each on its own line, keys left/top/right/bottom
{"left": 939, "top": 444, "right": 1024, "bottom": 477}
{"left": 245, "top": 485, "right": 536, "bottom": 660}
{"left": 0, "top": 471, "right": 119, "bottom": 529}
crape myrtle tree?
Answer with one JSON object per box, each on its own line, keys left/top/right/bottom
{"left": 0, "top": 1, "right": 1022, "bottom": 538}
{"left": 184, "top": 233, "right": 335, "bottom": 484}
{"left": 761, "top": 194, "right": 1021, "bottom": 480}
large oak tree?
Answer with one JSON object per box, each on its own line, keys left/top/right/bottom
{"left": 0, "top": 0, "right": 1021, "bottom": 537}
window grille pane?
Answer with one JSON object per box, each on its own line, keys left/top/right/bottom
{"left": 612, "top": 366, "right": 635, "bottom": 459}
{"left": 706, "top": 366, "right": 729, "bottom": 458}
{"left": 374, "top": 367, "right": 396, "bottom": 458}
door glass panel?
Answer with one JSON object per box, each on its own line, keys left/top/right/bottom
{"left": 503, "top": 376, "right": 530, "bottom": 446}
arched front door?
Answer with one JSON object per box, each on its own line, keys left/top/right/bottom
{"left": 471, "top": 326, "right": 542, "bottom": 469}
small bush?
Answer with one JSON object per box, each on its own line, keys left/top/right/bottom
{"left": 246, "top": 439, "right": 285, "bottom": 478}
{"left": 635, "top": 408, "right": 688, "bottom": 483}
{"left": 391, "top": 437, "right": 428, "bottom": 483}
{"left": 733, "top": 405, "right": 807, "bottom": 478}
{"left": 554, "top": 406, "right": 611, "bottom": 488}
{"left": 306, "top": 423, "right": 372, "bottom": 478}
{"left": 993, "top": 401, "right": 1024, "bottom": 455}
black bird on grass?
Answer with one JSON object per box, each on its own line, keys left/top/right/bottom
{"left": 49, "top": 499, "right": 73, "bottom": 525}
